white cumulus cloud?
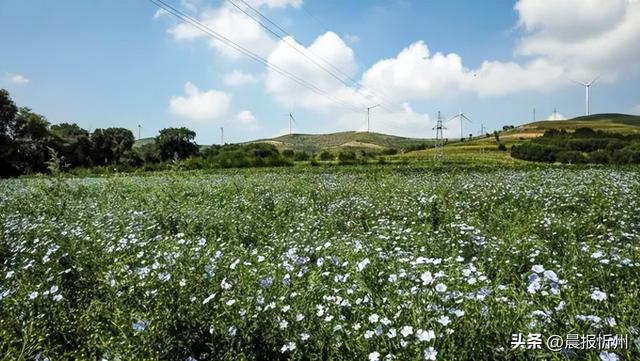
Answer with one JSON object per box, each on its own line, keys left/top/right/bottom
{"left": 266, "top": 31, "right": 363, "bottom": 109}
{"left": 514, "top": 0, "right": 640, "bottom": 81}
{"left": 236, "top": 110, "right": 259, "bottom": 130}
{"left": 167, "top": 0, "right": 302, "bottom": 59}
{"left": 223, "top": 70, "right": 260, "bottom": 86}
{"left": 169, "top": 82, "right": 231, "bottom": 122}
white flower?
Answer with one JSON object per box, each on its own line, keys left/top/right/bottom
{"left": 387, "top": 328, "right": 397, "bottom": 338}
{"left": 369, "top": 351, "right": 381, "bottom": 361}
{"left": 416, "top": 329, "right": 435, "bottom": 342}
{"left": 400, "top": 325, "right": 414, "bottom": 337}
{"left": 300, "top": 333, "right": 310, "bottom": 341}
{"left": 381, "top": 317, "right": 392, "bottom": 325}
{"left": 296, "top": 313, "right": 305, "bottom": 322}
{"left": 364, "top": 330, "right": 375, "bottom": 339}
{"left": 423, "top": 346, "right": 438, "bottom": 360}
{"left": 48, "top": 285, "right": 59, "bottom": 294}
{"left": 225, "top": 299, "right": 236, "bottom": 306}
{"left": 591, "top": 251, "right": 604, "bottom": 259}
{"left": 421, "top": 271, "right": 433, "bottom": 285}
{"left": 158, "top": 272, "right": 171, "bottom": 282}
{"left": 605, "top": 317, "right": 617, "bottom": 327}
{"left": 356, "top": 258, "right": 370, "bottom": 272}
{"left": 280, "top": 341, "right": 296, "bottom": 353}
{"left": 368, "top": 314, "right": 380, "bottom": 323}
{"left": 467, "top": 277, "right": 477, "bottom": 285}
{"left": 279, "top": 319, "right": 288, "bottom": 329}
{"left": 591, "top": 289, "right": 607, "bottom": 302}
{"left": 228, "top": 326, "right": 237, "bottom": 336}
{"left": 435, "top": 283, "right": 447, "bottom": 293}
{"left": 29, "top": 292, "right": 39, "bottom": 300}
{"left": 203, "top": 294, "right": 216, "bottom": 304}
{"left": 437, "top": 315, "right": 451, "bottom": 326}
{"left": 599, "top": 351, "right": 619, "bottom": 361}
{"left": 531, "top": 264, "right": 545, "bottom": 273}
{"left": 388, "top": 274, "right": 398, "bottom": 283}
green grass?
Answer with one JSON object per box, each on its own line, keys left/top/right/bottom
{"left": 1, "top": 166, "right": 639, "bottom": 360}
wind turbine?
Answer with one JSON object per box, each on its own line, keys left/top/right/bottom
{"left": 366, "top": 104, "right": 379, "bottom": 133}
{"left": 570, "top": 75, "right": 599, "bottom": 116}
{"left": 449, "top": 111, "right": 472, "bottom": 141}
{"left": 288, "top": 113, "right": 296, "bottom": 135}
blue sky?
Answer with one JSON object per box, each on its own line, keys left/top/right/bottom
{"left": 1, "top": 0, "right": 639, "bottom": 144}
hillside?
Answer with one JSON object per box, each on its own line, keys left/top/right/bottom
{"left": 500, "top": 113, "right": 640, "bottom": 141}
{"left": 400, "top": 113, "right": 640, "bottom": 164}
{"left": 249, "top": 131, "right": 435, "bottom": 153}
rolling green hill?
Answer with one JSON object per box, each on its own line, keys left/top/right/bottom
{"left": 501, "top": 113, "right": 640, "bottom": 141}
{"left": 400, "top": 113, "right": 640, "bottom": 164}
{"left": 249, "top": 131, "right": 435, "bottom": 153}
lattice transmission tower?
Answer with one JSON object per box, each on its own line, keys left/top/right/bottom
{"left": 433, "top": 111, "right": 446, "bottom": 160}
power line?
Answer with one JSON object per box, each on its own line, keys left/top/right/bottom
{"left": 148, "top": 0, "right": 363, "bottom": 114}
{"left": 226, "top": 0, "right": 365, "bottom": 107}
{"left": 230, "top": 0, "right": 401, "bottom": 112}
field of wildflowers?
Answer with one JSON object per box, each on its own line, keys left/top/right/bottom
{"left": 1, "top": 167, "right": 639, "bottom": 360}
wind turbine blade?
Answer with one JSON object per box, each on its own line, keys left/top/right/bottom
{"left": 446, "top": 114, "right": 458, "bottom": 122}
{"left": 461, "top": 114, "right": 472, "bottom": 122}
{"left": 587, "top": 75, "right": 600, "bottom": 86}
{"left": 566, "top": 77, "right": 588, "bottom": 86}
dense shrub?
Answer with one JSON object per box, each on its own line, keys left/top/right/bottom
{"left": 511, "top": 127, "right": 640, "bottom": 164}
{"left": 318, "top": 151, "right": 334, "bottom": 161}
{"left": 337, "top": 150, "right": 357, "bottom": 164}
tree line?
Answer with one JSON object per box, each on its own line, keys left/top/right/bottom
{"left": 0, "top": 89, "right": 294, "bottom": 177}
{"left": 1, "top": 89, "right": 429, "bottom": 177}
{"left": 511, "top": 127, "right": 640, "bottom": 164}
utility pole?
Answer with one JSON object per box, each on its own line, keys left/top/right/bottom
{"left": 533, "top": 108, "right": 536, "bottom": 122}
{"left": 138, "top": 124, "right": 141, "bottom": 140}
{"left": 220, "top": 127, "right": 224, "bottom": 145}
{"left": 366, "top": 104, "right": 379, "bottom": 133}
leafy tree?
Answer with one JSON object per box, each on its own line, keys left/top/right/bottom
{"left": 0, "top": 89, "right": 19, "bottom": 177}
{"left": 134, "top": 143, "right": 161, "bottom": 163}
{"left": 338, "top": 150, "right": 357, "bottom": 164}
{"left": 13, "top": 107, "right": 52, "bottom": 173}
{"left": 51, "top": 123, "right": 93, "bottom": 168}
{"left": 281, "top": 149, "right": 295, "bottom": 158}
{"left": 156, "top": 127, "right": 199, "bottom": 160}
{"left": 91, "top": 127, "right": 135, "bottom": 165}
{"left": 319, "top": 151, "right": 334, "bottom": 161}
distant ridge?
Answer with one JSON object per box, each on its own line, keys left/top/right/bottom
{"left": 248, "top": 131, "right": 435, "bottom": 153}
{"left": 504, "top": 113, "right": 640, "bottom": 141}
